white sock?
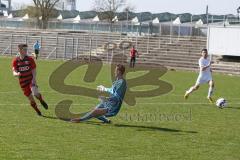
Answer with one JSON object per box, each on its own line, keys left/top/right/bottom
{"left": 186, "top": 87, "right": 194, "bottom": 94}
{"left": 208, "top": 86, "right": 213, "bottom": 98}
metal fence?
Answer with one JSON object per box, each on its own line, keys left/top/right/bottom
{"left": 0, "top": 19, "right": 207, "bottom": 37}
{"left": 0, "top": 28, "right": 207, "bottom": 66}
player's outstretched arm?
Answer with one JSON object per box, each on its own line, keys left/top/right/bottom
{"left": 12, "top": 69, "right": 20, "bottom": 77}
{"left": 201, "top": 61, "right": 214, "bottom": 71}
{"left": 12, "top": 64, "right": 20, "bottom": 77}
{"left": 12, "top": 59, "right": 20, "bottom": 77}
{"left": 201, "top": 65, "right": 209, "bottom": 71}
{"left": 97, "top": 80, "right": 126, "bottom": 102}
{"left": 97, "top": 85, "right": 113, "bottom": 94}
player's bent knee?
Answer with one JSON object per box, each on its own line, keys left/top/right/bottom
{"left": 93, "top": 108, "right": 107, "bottom": 117}
{"left": 209, "top": 81, "right": 214, "bottom": 87}
{"left": 193, "top": 85, "right": 199, "bottom": 90}
{"left": 31, "top": 86, "right": 40, "bottom": 97}
{"left": 33, "top": 93, "right": 38, "bottom": 97}
{"left": 28, "top": 94, "right": 35, "bottom": 101}
{"left": 30, "top": 101, "right": 36, "bottom": 105}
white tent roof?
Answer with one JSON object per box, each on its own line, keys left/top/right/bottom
{"left": 131, "top": 17, "right": 139, "bottom": 23}
{"left": 132, "top": 17, "right": 140, "bottom": 25}
{"left": 152, "top": 17, "right": 160, "bottom": 24}
{"left": 223, "top": 19, "right": 230, "bottom": 26}
{"left": 112, "top": 16, "right": 118, "bottom": 22}
{"left": 73, "top": 15, "right": 81, "bottom": 23}
{"left": 196, "top": 19, "right": 203, "bottom": 26}
{"left": 7, "top": 13, "right": 13, "bottom": 19}
{"left": 73, "top": 15, "right": 81, "bottom": 21}
{"left": 22, "top": 14, "right": 29, "bottom": 20}
{"left": 173, "top": 17, "right": 181, "bottom": 25}
{"left": 93, "top": 15, "right": 99, "bottom": 22}
{"left": 39, "top": 16, "right": 42, "bottom": 20}
{"left": 3, "top": 11, "right": 8, "bottom": 17}
{"left": 57, "top": 14, "right": 63, "bottom": 20}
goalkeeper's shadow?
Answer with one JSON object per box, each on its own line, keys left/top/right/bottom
{"left": 84, "top": 121, "right": 198, "bottom": 134}
{"left": 41, "top": 115, "right": 59, "bottom": 120}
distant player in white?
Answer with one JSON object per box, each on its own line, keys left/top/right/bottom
{"left": 184, "top": 49, "right": 214, "bottom": 103}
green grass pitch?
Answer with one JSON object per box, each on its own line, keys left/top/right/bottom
{"left": 0, "top": 57, "right": 240, "bottom": 160}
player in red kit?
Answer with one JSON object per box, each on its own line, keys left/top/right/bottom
{"left": 130, "top": 45, "right": 138, "bottom": 68}
{"left": 12, "top": 44, "right": 48, "bottom": 116}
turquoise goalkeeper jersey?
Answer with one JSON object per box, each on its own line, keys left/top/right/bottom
{"left": 105, "top": 78, "right": 127, "bottom": 104}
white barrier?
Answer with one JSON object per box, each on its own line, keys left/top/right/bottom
{"left": 207, "top": 26, "right": 240, "bottom": 56}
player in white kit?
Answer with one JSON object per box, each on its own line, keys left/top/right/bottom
{"left": 184, "top": 49, "right": 214, "bottom": 103}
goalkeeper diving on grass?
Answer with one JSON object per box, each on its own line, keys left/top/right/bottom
{"left": 71, "top": 64, "right": 127, "bottom": 123}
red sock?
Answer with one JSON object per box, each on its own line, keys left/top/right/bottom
{"left": 30, "top": 101, "right": 41, "bottom": 115}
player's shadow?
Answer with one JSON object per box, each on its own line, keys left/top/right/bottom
{"left": 113, "top": 124, "right": 197, "bottom": 133}
{"left": 42, "top": 116, "right": 197, "bottom": 134}
{"left": 42, "top": 115, "right": 59, "bottom": 120}
{"left": 84, "top": 122, "right": 197, "bottom": 134}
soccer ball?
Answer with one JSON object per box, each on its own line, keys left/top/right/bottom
{"left": 216, "top": 98, "right": 227, "bottom": 108}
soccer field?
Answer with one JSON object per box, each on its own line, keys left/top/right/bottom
{"left": 0, "top": 57, "right": 240, "bottom": 160}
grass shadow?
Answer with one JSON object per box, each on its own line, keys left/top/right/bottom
{"left": 227, "top": 107, "right": 240, "bottom": 110}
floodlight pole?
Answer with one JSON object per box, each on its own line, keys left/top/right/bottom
{"left": 126, "top": 9, "right": 129, "bottom": 32}
{"left": 190, "top": 15, "right": 194, "bottom": 36}
{"left": 8, "top": 0, "right": 11, "bottom": 11}
{"left": 206, "top": 5, "right": 209, "bottom": 25}
{"left": 139, "top": 12, "right": 142, "bottom": 36}
{"left": 0, "top": 0, "right": 2, "bottom": 14}
{"left": 237, "top": 7, "right": 240, "bottom": 22}
{"left": 0, "top": 0, "right": 11, "bottom": 12}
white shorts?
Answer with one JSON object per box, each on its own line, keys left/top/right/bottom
{"left": 195, "top": 74, "right": 212, "bottom": 85}
{"left": 31, "top": 86, "right": 40, "bottom": 96}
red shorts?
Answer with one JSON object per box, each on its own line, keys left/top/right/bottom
{"left": 21, "top": 85, "right": 32, "bottom": 97}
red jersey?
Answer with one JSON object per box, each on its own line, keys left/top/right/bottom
{"left": 130, "top": 48, "right": 137, "bottom": 57}
{"left": 12, "top": 56, "right": 36, "bottom": 88}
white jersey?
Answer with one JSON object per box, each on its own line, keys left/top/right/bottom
{"left": 199, "top": 57, "right": 211, "bottom": 76}
{"left": 196, "top": 57, "right": 212, "bottom": 85}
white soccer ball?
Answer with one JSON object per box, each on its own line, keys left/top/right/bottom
{"left": 216, "top": 98, "right": 227, "bottom": 108}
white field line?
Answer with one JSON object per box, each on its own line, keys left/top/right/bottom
{"left": 1, "top": 91, "right": 240, "bottom": 101}
{"left": 0, "top": 102, "right": 239, "bottom": 106}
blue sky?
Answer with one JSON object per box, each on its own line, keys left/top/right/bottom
{"left": 10, "top": 0, "right": 240, "bottom": 15}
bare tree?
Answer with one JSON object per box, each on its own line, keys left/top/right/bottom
{"left": 93, "top": 0, "right": 126, "bottom": 23}
{"left": 32, "top": 0, "right": 60, "bottom": 29}
{"left": 123, "top": 5, "right": 135, "bottom": 21}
